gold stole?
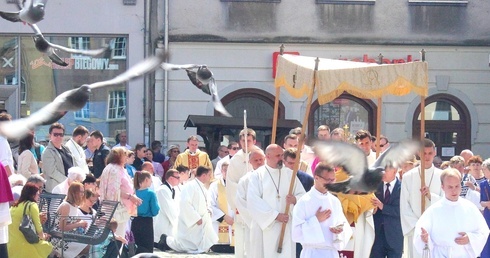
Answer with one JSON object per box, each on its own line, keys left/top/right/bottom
{"left": 217, "top": 180, "right": 234, "bottom": 245}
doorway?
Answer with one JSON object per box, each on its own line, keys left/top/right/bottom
{"left": 413, "top": 94, "right": 470, "bottom": 161}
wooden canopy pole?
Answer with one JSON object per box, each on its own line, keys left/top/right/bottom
{"left": 420, "top": 49, "right": 427, "bottom": 213}
{"left": 376, "top": 97, "right": 382, "bottom": 158}
{"left": 277, "top": 57, "right": 320, "bottom": 253}
{"left": 375, "top": 54, "right": 383, "bottom": 158}
{"left": 271, "top": 44, "right": 285, "bottom": 144}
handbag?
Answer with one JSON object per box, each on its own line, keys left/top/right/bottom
{"left": 19, "top": 201, "right": 40, "bottom": 244}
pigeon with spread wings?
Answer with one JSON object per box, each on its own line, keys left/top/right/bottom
{"left": 0, "top": 51, "right": 168, "bottom": 140}
{"left": 0, "top": 0, "right": 47, "bottom": 24}
{"left": 314, "top": 140, "right": 420, "bottom": 194}
{"left": 29, "top": 24, "right": 109, "bottom": 66}
{"left": 161, "top": 63, "right": 232, "bottom": 117}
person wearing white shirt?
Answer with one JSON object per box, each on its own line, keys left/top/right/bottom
{"left": 52, "top": 166, "right": 86, "bottom": 194}
{"left": 64, "top": 126, "right": 90, "bottom": 174}
{"left": 414, "top": 168, "right": 489, "bottom": 257}
{"left": 400, "top": 139, "right": 444, "bottom": 258}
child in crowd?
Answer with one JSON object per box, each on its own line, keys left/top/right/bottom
{"left": 90, "top": 220, "right": 128, "bottom": 258}
{"left": 132, "top": 171, "right": 160, "bottom": 254}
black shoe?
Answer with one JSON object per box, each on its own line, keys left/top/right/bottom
{"left": 158, "top": 234, "right": 170, "bottom": 251}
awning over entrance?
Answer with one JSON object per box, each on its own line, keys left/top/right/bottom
{"left": 183, "top": 115, "right": 302, "bottom": 159}
{"left": 184, "top": 115, "right": 301, "bottom": 130}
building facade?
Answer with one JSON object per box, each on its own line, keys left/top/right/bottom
{"left": 158, "top": 0, "right": 490, "bottom": 159}
{"left": 0, "top": 0, "right": 146, "bottom": 144}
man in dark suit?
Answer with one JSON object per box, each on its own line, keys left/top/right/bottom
{"left": 370, "top": 167, "right": 403, "bottom": 258}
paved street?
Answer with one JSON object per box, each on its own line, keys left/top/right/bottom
{"left": 144, "top": 249, "right": 235, "bottom": 257}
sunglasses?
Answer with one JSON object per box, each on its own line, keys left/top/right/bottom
{"left": 379, "top": 144, "right": 385, "bottom": 148}
{"left": 52, "top": 133, "right": 64, "bottom": 137}
{"left": 231, "top": 147, "right": 240, "bottom": 150}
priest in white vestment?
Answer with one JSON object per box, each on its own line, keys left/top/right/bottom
{"left": 235, "top": 148, "right": 266, "bottom": 258}
{"left": 163, "top": 166, "right": 218, "bottom": 253}
{"left": 414, "top": 168, "right": 489, "bottom": 257}
{"left": 209, "top": 162, "right": 234, "bottom": 251}
{"left": 247, "top": 144, "right": 306, "bottom": 258}
{"left": 292, "top": 163, "right": 352, "bottom": 258}
{"left": 226, "top": 128, "right": 257, "bottom": 258}
{"left": 154, "top": 169, "right": 180, "bottom": 244}
{"left": 400, "top": 139, "right": 444, "bottom": 258}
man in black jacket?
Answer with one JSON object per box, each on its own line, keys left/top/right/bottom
{"left": 90, "top": 130, "right": 110, "bottom": 178}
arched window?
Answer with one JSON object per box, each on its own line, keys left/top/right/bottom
{"left": 413, "top": 94, "right": 470, "bottom": 160}
{"left": 309, "top": 93, "right": 377, "bottom": 139}
{"left": 218, "top": 88, "right": 285, "bottom": 118}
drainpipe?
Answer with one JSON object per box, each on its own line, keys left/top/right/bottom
{"left": 143, "top": 0, "right": 152, "bottom": 146}
{"left": 162, "top": 0, "right": 169, "bottom": 150}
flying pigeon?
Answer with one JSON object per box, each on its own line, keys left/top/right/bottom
{"left": 0, "top": 51, "right": 168, "bottom": 139}
{"left": 314, "top": 140, "right": 420, "bottom": 194}
{"left": 0, "top": 0, "right": 47, "bottom": 24}
{"left": 160, "top": 63, "right": 232, "bottom": 117}
{"left": 30, "top": 24, "right": 108, "bottom": 66}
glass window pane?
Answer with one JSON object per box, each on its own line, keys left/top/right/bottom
{"left": 418, "top": 101, "right": 460, "bottom": 120}
{"left": 0, "top": 37, "right": 18, "bottom": 86}
{"left": 20, "top": 35, "right": 128, "bottom": 142}
{"left": 313, "top": 98, "right": 369, "bottom": 139}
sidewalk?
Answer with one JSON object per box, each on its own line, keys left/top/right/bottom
{"left": 151, "top": 249, "right": 235, "bottom": 257}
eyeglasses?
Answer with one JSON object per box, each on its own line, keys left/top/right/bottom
{"left": 52, "top": 133, "right": 64, "bottom": 137}
{"left": 231, "top": 147, "right": 240, "bottom": 150}
{"left": 171, "top": 175, "right": 181, "bottom": 180}
{"left": 316, "top": 174, "right": 335, "bottom": 183}
{"left": 171, "top": 150, "right": 180, "bottom": 153}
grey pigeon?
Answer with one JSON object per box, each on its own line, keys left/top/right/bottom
{"left": 0, "top": 0, "right": 47, "bottom": 24}
{"left": 30, "top": 24, "right": 108, "bottom": 66}
{"left": 185, "top": 69, "right": 210, "bottom": 95}
{"left": 314, "top": 140, "right": 420, "bottom": 194}
{"left": 161, "top": 63, "right": 232, "bottom": 117}
{"left": 0, "top": 51, "right": 168, "bottom": 139}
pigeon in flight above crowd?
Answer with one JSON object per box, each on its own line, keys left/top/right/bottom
{"left": 161, "top": 63, "right": 232, "bottom": 117}
{"left": 0, "top": 0, "right": 47, "bottom": 24}
{"left": 29, "top": 24, "right": 109, "bottom": 66}
{"left": 0, "top": 51, "right": 168, "bottom": 140}
{"left": 314, "top": 139, "right": 420, "bottom": 194}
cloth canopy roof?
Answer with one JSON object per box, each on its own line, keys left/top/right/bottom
{"left": 274, "top": 54, "right": 428, "bottom": 105}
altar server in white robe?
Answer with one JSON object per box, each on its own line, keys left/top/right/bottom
{"left": 235, "top": 148, "right": 266, "bottom": 258}
{"left": 414, "top": 168, "right": 489, "bottom": 257}
{"left": 247, "top": 144, "right": 306, "bottom": 258}
{"left": 154, "top": 169, "right": 180, "bottom": 243}
{"left": 292, "top": 162, "right": 352, "bottom": 258}
{"left": 226, "top": 128, "right": 257, "bottom": 258}
{"left": 163, "top": 166, "right": 218, "bottom": 253}
{"left": 400, "top": 139, "right": 444, "bottom": 258}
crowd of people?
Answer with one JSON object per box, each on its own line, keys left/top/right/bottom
{"left": 1, "top": 108, "right": 490, "bottom": 258}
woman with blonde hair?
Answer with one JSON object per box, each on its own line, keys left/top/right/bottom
{"left": 99, "top": 147, "right": 142, "bottom": 236}
{"left": 52, "top": 182, "right": 88, "bottom": 257}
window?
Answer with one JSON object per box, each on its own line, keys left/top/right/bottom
{"left": 68, "top": 37, "right": 90, "bottom": 57}
{"left": 20, "top": 77, "right": 26, "bottom": 103}
{"left": 221, "top": 0, "right": 280, "bottom": 2}
{"left": 111, "top": 38, "right": 127, "bottom": 59}
{"left": 309, "top": 94, "right": 376, "bottom": 141}
{"left": 74, "top": 102, "right": 90, "bottom": 120}
{"left": 3, "top": 74, "right": 17, "bottom": 85}
{"left": 408, "top": 0, "right": 467, "bottom": 5}
{"left": 316, "top": 0, "right": 375, "bottom": 4}
{"left": 107, "top": 91, "right": 126, "bottom": 120}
